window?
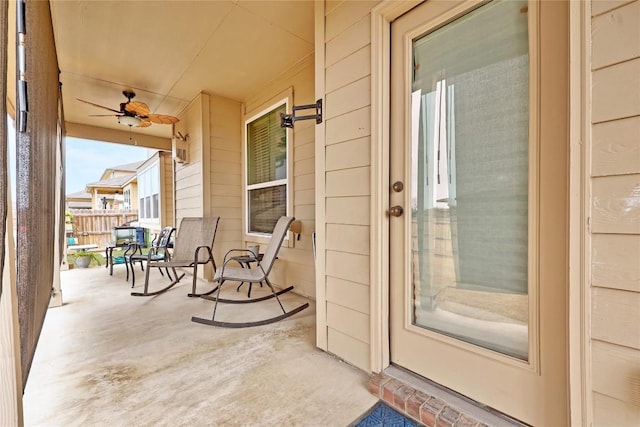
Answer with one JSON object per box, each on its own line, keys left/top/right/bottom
{"left": 245, "top": 102, "right": 288, "bottom": 235}
{"left": 123, "top": 188, "right": 131, "bottom": 209}
{"left": 137, "top": 163, "right": 160, "bottom": 220}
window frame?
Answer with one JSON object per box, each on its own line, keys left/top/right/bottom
{"left": 137, "top": 162, "right": 160, "bottom": 222}
{"left": 243, "top": 96, "right": 292, "bottom": 240}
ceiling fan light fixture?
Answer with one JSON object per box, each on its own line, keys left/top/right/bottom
{"left": 118, "top": 115, "right": 141, "bottom": 127}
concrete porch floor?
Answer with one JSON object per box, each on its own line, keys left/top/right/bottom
{"left": 23, "top": 265, "right": 377, "bottom": 426}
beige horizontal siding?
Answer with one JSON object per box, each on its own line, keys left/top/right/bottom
{"left": 175, "top": 196, "right": 202, "bottom": 211}
{"left": 326, "top": 276, "right": 370, "bottom": 314}
{"left": 209, "top": 195, "right": 241, "bottom": 208}
{"left": 592, "top": 339, "right": 640, "bottom": 405}
{"left": 174, "top": 184, "right": 201, "bottom": 200}
{"left": 210, "top": 172, "right": 241, "bottom": 186}
{"left": 208, "top": 94, "right": 242, "bottom": 264}
{"left": 326, "top": 107, "right": 371, "bottom": 144}
{"left": 592, "top": 234, "right": 640, "bottom": 292}
{"left": 592, "top": 58, "right": 640, "bottom": 123}
{"left": 593, "top": 391, "right": 640, "bottom": 426}
{"left": 326, "top": 166, "right": 370, "bottom": 197}
{"left": 591, "top": 1, "right": 640, "bottom": 69}
{"left": 294, "top": 189, "right": 315, "bottom": 207}
{"left": 210, "top": 148, "right": 240, "bottom": 164}
{"left": 210, "top": 136, "right": 238, "bottom": 153}
{"left": 294, "top": 122, "right": 315, "bottom": 147}
{"left": 326, "top": 15, "right": 370, "bottom": 67}
{"left": 326, "top": 196, "right": 370, "bottom": 225}
{"left": 175, "top": 164, "right": 201, "bottom": 185}
{"left": 326, "top": 137, "right": 371, "bottom": 171}
{"left": 591, "top": 287, "right": 640, "bottom": 349}
{"left": 211, "top": 160, "right": 240, "bottom": 175}
{"left": 295, "top": 158, "right": 315, "bottom": 177}
{"left": 321, "top": 0, "right": 375, "bottom": 372}
{"left": 295, "top": 173, "right": 315, "bottom": 191}
{"left": 327, "top": 327, "right": 369, "bottom": 370}
{"left": 295, "top": 204, "right": 315, "bottom": 221}
{"left": 592, "top": 0, "right": 637, "bottom": 16}
{"left": 325, "top": 0, "right": 378, "bottom": 42}
{"left": 592, "top": 116, "right": 640, "bottom": 176}
{"left": 209, "top": 184, "right": 240, "bottom": 197}
{"left": 327, "top": 302, "right": 369, "bottom": 343}
{"left": 326, "top": 224, "right": 369, "bottom": 255}
{"left": 295, "top": 142, "right": 315, "bottom": 164}
{"left": 592, "top": 175, "right": 640, "bottom": 234}
{"left": 326, "top": 45, "right": 371, "bottom": 93}
{"left": 325, "top": 77, "right": 371, "bottom": 120}
{"left": 208, "top": 207, "right": 242, "bottom": 220}
{"left": 326, "top": 250, "right": 369, "bottom": 285}
{"left": 210, "top": 97, "right": 242, "bottom": 141}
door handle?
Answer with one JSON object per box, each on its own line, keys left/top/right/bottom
{"left": 388, "top": 206, "right": 404, "bottom": 217}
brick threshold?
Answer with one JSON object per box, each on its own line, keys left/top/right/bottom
{"left": 367, "top": 367, "right": 528, "bottom": 427}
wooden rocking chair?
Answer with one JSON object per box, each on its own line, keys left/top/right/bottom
{"left": 192, "top": 216, "right": 309, "bottom": 328}
{"left": 131, "top": 217, "right": 219, "bottom": 297}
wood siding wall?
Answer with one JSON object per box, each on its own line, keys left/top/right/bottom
{"left": 589, "top": 1, "right": 640, "bottom": 424}
{"left": 208, "top": 94, "right": 242, "bottom": 264}
{"left": 174, "top": 94, "right": 206, "bottom": 223}
{"left": 160, "top": 151, "right": 174, "bottom": 228}
{"left": 320, "top": 0, "right": 380, "bottom": 370}
{"left": 244, "top": 57, "right": 317, "bottom": 299}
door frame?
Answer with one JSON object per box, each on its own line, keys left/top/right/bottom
{"left": 369, "top": 0, "right": 589, "bottom": 422}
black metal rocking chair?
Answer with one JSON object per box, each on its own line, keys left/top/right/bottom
{"left": 125, "top": 226, "right": 175, "bottom": 288}
{"left": 192, "top": 216, "right": 309, "bottom": 328}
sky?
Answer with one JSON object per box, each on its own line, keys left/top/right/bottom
{"left": 6, "top": 116, "right": 151, "bottom": 199}
{"left": 65, "top": 137, "right": 150, "bottom": 194}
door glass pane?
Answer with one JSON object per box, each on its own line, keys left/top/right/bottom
{"left": 410, "top": 0, "right": 529, "bottom": 360}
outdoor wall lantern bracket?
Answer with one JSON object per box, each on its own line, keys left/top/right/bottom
{"left": 280, "top": 99, "right": 322, "bottom": 128}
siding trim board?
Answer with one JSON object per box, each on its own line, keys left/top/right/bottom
{"left": 315, "top": 0, "right": 328, "bottom": 351}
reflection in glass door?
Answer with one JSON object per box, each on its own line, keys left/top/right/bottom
{"left": 409, "top": 0, "right": 530, "bottom": 360}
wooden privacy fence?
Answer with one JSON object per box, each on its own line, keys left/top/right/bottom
{"left": 67, "top": 209, "right": 138, "bottom": 249}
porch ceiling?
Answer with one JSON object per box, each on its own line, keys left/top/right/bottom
{"left": 49, "top": 0, "right": 314, "bottom": 139}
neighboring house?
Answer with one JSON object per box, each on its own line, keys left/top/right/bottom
{"left": 85, "top": 161, "right": 142, "bottom": 210}
{"left": 135, "top": 151, "right": 174, "bottom": 233}
{"left": 64, "top": 190, "right": 92, "bottom": 210}
{"left": 3, "top": 1, "right": 640, "bottom": 426}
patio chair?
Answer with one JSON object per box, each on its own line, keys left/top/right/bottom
{"left": 125, "top": 226, "right": 175, "bottom": 288}
{"left": 192, "top": 216, "right": 309, "bottom": 328}
{"left": 131, "top": 217, "right": 220, "bottom": 297}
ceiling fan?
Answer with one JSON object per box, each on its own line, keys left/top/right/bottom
{"left": 77, "top": 90, "right": 179, "bottom": 128}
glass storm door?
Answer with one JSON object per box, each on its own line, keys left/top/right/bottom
{"left": 389, "top": 1, "right": 568, "bottom": 424}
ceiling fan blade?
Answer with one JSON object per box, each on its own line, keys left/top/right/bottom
{"left": 138, "top": 119, "right": 152, "bottom": 128}
{"left": 147, "top": 114, "right": 180, "bottom": 124}
{"left": 89, "top": 114, "right": 121, "bottom": 117}
{"left": 77, "top": 98, "right": 121, "bottom": 113}
{"left": 125, "top": 101, "right": 150, "bottom": 116}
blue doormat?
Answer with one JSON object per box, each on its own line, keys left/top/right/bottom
{"left": 349, "top": 401, "right": 420, "bottom": 426}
